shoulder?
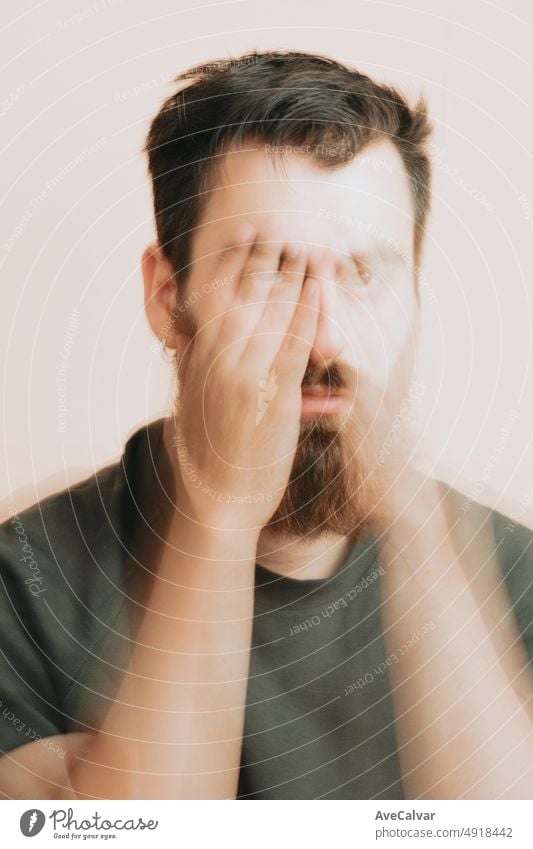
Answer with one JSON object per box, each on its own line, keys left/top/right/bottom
{"left": 0, "top": 415, "right": 165, "bottom": 595}
{"left": 433, "top": 478, "right": 533, "bottom": 649}
{"left": 0, "top": 457, "right": 126, "bottom": 602}
{"left": 432, "top": 477, "right": 533, "bottom": 569}
{"left": 0, "top": 459, "right": 127, "bottom": 753}
{"left": 0, "top": 418, "right": 164, "bottom": 756}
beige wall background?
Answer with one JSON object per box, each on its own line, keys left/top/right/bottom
{"left": 1, "top": 0, "right": 532, "bottom": 525}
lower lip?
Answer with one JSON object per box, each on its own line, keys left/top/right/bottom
{"left": 300, "top": 391, "right": 350, "bottom": 415}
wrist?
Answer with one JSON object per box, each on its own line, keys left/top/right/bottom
{"left": 166, "top": 510, "right": 260, "bottom": 557}
{"left": 379, "top": 472, "right": 460, "bottom": 583}
{"left": 382, "top": 465, "right": 440, "bottom": 524}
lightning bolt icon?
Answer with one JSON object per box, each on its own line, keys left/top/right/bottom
{"left": 256, "top": 368, "right": 279, "bottom": 425}
{"left": 28, "top": 811, "right": 37, "bottom": 833}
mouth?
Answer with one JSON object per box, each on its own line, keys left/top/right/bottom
{"left": 300, "top": 384, "right": 350, "bottom": 415}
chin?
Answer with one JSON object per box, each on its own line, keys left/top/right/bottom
{"left": 264, "top": 415, "right": 382, "bottom": 541}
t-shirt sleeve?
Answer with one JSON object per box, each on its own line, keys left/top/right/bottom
{"left": 0, "top": 462, "right": 140, "bottom": 757}
{"left": 492, "top": 508, "right": 533, "bottom": 665}
{"left": 0, "top": 510, "right": 68, "bottom": 754}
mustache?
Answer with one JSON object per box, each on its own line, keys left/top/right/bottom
{"left": 301, "top": 362, "right": 351, "bottom": 391}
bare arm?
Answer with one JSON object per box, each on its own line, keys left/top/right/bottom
{"left": 0, "top": 733, "right": 89, "bottom": 799}
{"left": 67, "top": 517, "right": 258, "bottom": 800}
{"left": 0, "top": 522, "right": 257, "bottom": 801}
{"left": 65, "top": 228, "right": 318, "bottom": 799}
{"left": 0, "top": 227, "right": 318, "bottom": 800}
{"left": 379, "top": 472, "right": 533, "bottom": 799}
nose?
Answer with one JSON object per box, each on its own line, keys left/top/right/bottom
{"left": 306, "top": 248, "right": 344, "bottom": 368}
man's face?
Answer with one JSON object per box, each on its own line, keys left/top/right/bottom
{"left": 175, "top": 137, "right": 419, "bottom": 540}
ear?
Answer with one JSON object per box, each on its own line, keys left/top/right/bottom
{"left": 141, "top": 243, "right": 189, "bottom": 355}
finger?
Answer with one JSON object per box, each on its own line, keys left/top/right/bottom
{"left": 215, "top": 236, "right": 285, "bottom": 361}
{"left": 192, "top": 223, "right": 257, "bottom": 351}
{"left": 241, "top": 244, "right": 308, "bottom": 376}
{"left": 305, "top": 244, "right": 336, "bottom": 293}
{"left": 272, "top": 274, "right": 321, "bottom": 394}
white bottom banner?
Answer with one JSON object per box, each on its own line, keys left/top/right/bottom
{"left": 1, "top": 799, "right": 531, "bottom": 848}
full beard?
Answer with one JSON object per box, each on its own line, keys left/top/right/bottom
{"left": 264, "top": 412, "right": 384, "bottom": 542}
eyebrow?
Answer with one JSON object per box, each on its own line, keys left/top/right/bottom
{"left": 349, "top": 238, "right": 409, "bottom": 268}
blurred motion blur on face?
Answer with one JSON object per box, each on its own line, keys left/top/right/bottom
{"left": 176, "top": 138, "right": 419, "bottom": 540}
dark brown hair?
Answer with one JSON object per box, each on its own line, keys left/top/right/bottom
{"left": 144, "top": 50, "right": 433, "bottom": 282}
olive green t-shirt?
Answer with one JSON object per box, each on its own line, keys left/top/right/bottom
{"left": 1, "top": 418, "right": 532, "bottom": 799}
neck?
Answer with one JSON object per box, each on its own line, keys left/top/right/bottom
{"left": 255, "top": 527, "right": 355, "bottom": 580}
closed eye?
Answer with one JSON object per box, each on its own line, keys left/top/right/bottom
{"left": 349, "top": 254, "right": 374, "bottom": 287}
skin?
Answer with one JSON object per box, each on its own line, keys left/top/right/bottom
{"left": 1, "top": 138, "right": 532, "bottom": 799}
{"left": 150, "top": 136, "right": 420, "bottom": 577}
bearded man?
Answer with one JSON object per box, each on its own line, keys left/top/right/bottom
{"left": 1, "top": 50, "right": 532, "bottom": 801}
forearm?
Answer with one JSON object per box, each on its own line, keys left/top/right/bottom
{"left": 68, "top": 517, "right": 257, "bottom": 800}
{"left": 379, "top": 475, "right": 533, "bottom": 799}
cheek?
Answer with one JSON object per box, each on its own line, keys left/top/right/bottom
{"left": 178, "top": 264, "right": 229, "bottom": 334}
{"left": 337, "top": 284, "right": 417, "bottom": 382}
